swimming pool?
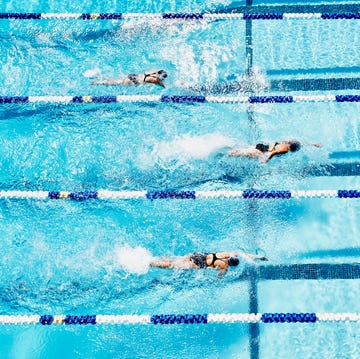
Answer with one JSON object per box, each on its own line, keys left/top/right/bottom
{"left": 1, "top": 0, "right": 360, "bottom": 358}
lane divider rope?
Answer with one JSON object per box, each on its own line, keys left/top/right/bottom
{"left": 0, "top": 189, "right": 359, "bottom": 200}
{"left": 1, "top": 313, "right": 360, "bottom": 325}
{"left": 1, "top": 12, "right": 360, "bottom": 20}
{"left": 2, "top": 95, "right": 360, "bottom": 104}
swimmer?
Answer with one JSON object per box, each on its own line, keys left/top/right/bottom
{"left": 91, "top": 69, "right": 168, "bottom": 87}
{"left": 150, "top": 251, "right": 268, "bottom": 276}
{"left": 228, "top": 140, "right": 322, "bottom": 163}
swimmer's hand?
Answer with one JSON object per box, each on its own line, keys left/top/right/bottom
{"left": 217, "top": 269, "right": 227, "bottom": 278}
{"left": 263, "top": 155, "right": 272, "bottom": 164}
{"left": 252, "top": 255, "right": 268, "bottom": 261}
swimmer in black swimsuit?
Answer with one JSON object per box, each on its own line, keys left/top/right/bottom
{"left": 150, "top": 251, "right": 267, "bottom": 276}
{"left": 228, "top": 140, "right": 321, "bottom": 163}
{"left": 91, "top": 69, "right": 168, "bottom": 87}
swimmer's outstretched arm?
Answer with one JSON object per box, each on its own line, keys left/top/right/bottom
{"left": 145, "top": 77, "right": 165, "bottom": 88}
{"left": 264, "top": 148, "right": 288, "bottom": 163}
{"left": 243, "top": 253, "right": 268, "bottom": 261}
{"left": 230, "top": 251, "right": 268, "bottom": 261}
{"left": 91, "top": 78, "right": 127, "bottom": 86}
{"left": 308, "top": 142, "right": 322, "bottom": 148}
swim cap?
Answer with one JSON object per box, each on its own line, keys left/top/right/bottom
{"left": 158, "top": 70, "right": 168, "bottom": 78}
{"left": 228, "top": 257, "right": 240, "bottom": 267}
{"left": 289, "top": 142, "right": 301, "bottom": 152}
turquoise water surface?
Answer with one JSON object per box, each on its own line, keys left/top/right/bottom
{"left": 1, "top": 0, "right": 360, "bottom": 358}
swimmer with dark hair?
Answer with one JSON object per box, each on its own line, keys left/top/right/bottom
{"left": 228, "top": 140, "right": 322, "bottom": 163}
{"left": 91, "top": 69, "right": 168, "bottom": 87}
{"left": 150, "top": 251, "right": 267, "bottom": 276}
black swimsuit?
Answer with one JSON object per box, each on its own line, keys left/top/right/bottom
{"left": 255, "top": 143, "right": 269, "bottom": 153}
{"left": 209, "top": 253, "right": 222, "bottom": 266}
{"left": 190, "top": 252, "right": 223, "bottom": 268}
{"left": 256, "top": 142, "right": 279, "bottom": 153}
{"left": 128, "top": 73, "right": 154, "bottom": 85}
{"left": 190, "top": 252, "right": 208, "bottom": 268}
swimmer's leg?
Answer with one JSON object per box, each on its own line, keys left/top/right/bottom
{"left": 228, "top": 148, "right": 263, "bottom": 158}
{"left": 91, "top": 78, "right": 127, "bottom": 86}
{"left": 211, "top": 146, "right": 234, "bottom": 158}
{"left": 150, "top": 258, "right": 175, "bottom": 269}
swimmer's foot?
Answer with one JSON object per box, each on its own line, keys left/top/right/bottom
{"left": 213, "top": 146, "right": 233, "bottom": 158}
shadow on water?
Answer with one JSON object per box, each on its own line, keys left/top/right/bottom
{"left": 298, "top": 247, "right": 360, "bottom": 259}
{"left": 0, "top": 266, "right": 250, "bottom": 312}
{"left": 0, "top": 157, "right": 347, "bottom": 191}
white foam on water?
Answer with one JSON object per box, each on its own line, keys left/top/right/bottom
{"left": 115, "top": 245, "right": 154, "bottom": 274}
{"left": 83, "top": 68, "right": 102, "bottom": 78}
{"left": 136, "top": 133, "right": 235, "bottom": 170}
{"left": 250, "top": 65, "right": 268, "bottom": 89}
{"left": 152, "top": 133, "right": 236, "bottom": 161}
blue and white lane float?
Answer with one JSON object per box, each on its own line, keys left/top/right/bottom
{"left": 0, "top": 189, "right": 360, "bottom": 200}
{"left": 1, "top": 313, "right": 360, "bottom": 325}
{"left": 2, "top": 95, "right": 360, "bottom": 104}
{"left": 1, "top": 12, "right": 360, "bottom": 20}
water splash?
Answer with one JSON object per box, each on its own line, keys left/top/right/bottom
{"left": 115, "top": 245, "right": 154, "bottom": 274}
{"left": 152, "top": 133, "right": 235, "bottom": 162}
{"left": 83, "top": 68, "right": 102, "bottom": 78}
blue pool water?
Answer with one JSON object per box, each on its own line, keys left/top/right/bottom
{"left": 1, "top": 0, "right": 360, "bottom": 358}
